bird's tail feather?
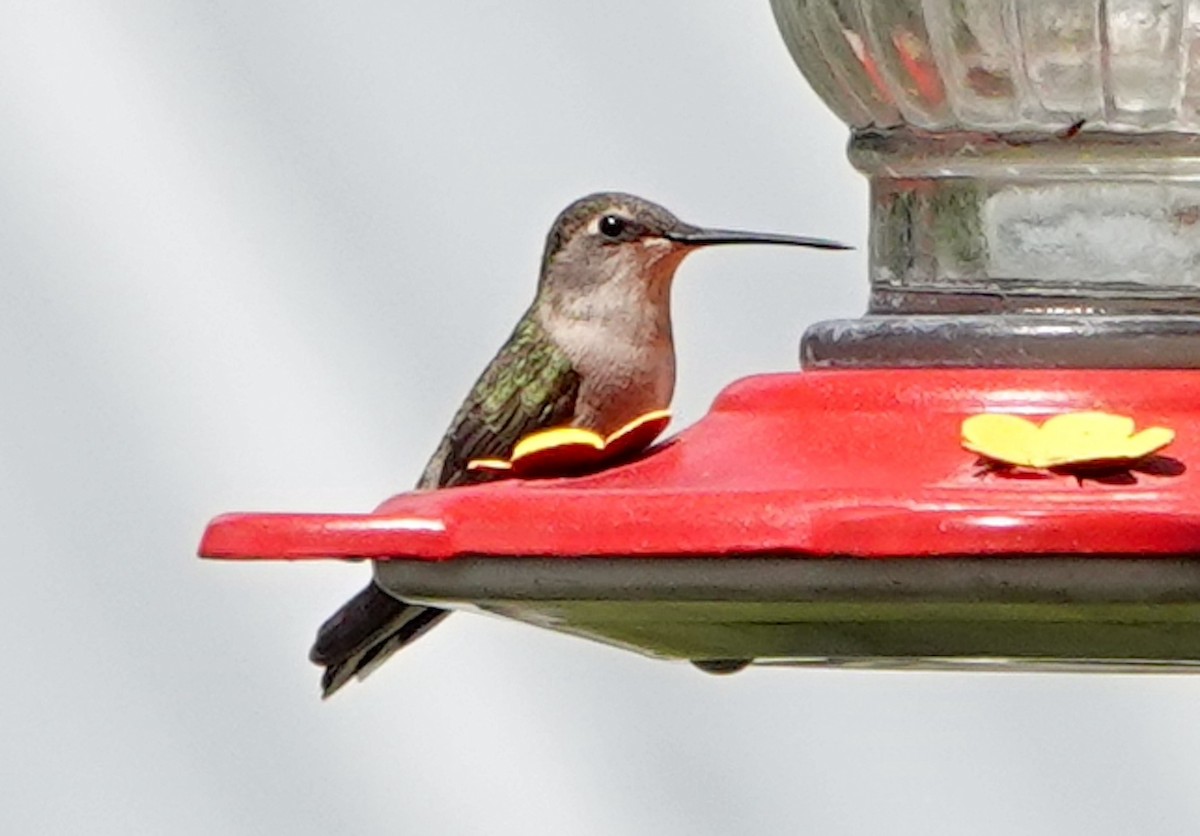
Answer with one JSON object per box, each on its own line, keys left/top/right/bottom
{"left": 310, "top": 583, "right": 447, "bottom": 698}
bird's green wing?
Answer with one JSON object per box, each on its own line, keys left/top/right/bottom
{"left": 418, "top": 313, "right": 581, "bottom": 489}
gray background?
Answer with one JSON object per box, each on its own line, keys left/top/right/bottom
{"left": 4, "top": 3, "right": 1199, "bottom": 834}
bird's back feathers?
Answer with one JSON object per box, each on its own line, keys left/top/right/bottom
{"left": 311, "top": 313, "right": 581, "bottom": 697}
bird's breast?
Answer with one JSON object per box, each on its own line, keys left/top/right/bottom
{"left": 544, "top": 314, "right": 676, "bottom": 435}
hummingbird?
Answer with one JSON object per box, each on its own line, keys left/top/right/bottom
{"left": 309, "top": 192, "right": 849, "bottom": 697}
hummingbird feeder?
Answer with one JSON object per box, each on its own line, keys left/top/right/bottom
{"left": 201, "top": 0, "right": 1200, "bottom": 674}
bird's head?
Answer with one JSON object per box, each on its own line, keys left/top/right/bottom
{"left": 538, "top": 192, "right": 849, "bottom": 308}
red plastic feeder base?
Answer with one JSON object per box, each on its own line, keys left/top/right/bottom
{"left": 200, "top": 369, "right": 1200, "bottom": 672}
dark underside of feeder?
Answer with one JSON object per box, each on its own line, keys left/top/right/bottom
{"left": 376, "top": 556, "right": 1200, "bottom": 674}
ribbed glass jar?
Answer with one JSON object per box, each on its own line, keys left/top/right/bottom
{"left": 772, "top": 0, "right": 1200, "bottom": 132}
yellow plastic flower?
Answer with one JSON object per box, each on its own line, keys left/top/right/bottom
{"left": 468, "top": 409, "right": 671, "bottom": 478}
{"left": 962, "top": 411, "right": 1174, "bottom": 470}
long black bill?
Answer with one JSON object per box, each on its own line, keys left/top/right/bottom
{"left": 665, "top": 226, "right": 852, "bottom": 250}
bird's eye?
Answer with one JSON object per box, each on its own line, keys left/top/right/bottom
{"left": 598, "top": 214, "right": 628, "bottom": 239}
